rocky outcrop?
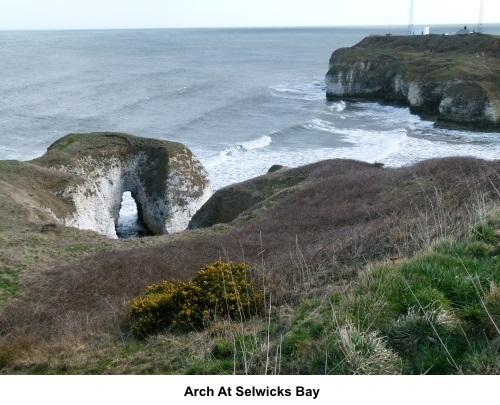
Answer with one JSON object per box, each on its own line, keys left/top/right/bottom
{"left": 32, "top": 132, "right": 212, "bottom": 238}
{"left": 325, "top": 34, "right": 500, "bottom": 129}
{"left": 188, "top": 165, "right": 308, "bottom": 230}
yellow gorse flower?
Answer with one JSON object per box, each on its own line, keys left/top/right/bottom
{"left": 127, "top": 261, "right": 263, "bottom": 337}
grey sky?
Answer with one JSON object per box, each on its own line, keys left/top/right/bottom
{"left": 0, "top": 0, "right": 498, "bottom": 30}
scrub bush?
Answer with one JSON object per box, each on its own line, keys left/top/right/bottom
{"left": 128, "top": 261, "right": 262, "bottom": 337}
{"left": 127, "top": 280, "right": 184, "bottom": 338}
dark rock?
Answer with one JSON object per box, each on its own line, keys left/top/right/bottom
{"left": 267, "top": 164, "right": 288, "bottom": 173}
{"left": 189, "top": 167, "right": 308, "bottom": 229}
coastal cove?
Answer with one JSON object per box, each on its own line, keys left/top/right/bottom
{"left": 0, "top": 26, "right": 500, "bottom": 375}
{"left": 1, "top": 26, "right": 499, "bottom": 192}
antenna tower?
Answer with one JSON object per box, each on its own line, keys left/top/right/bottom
{"left": 477, "top": 0, "right": 484, "bottom": 33}
{"left": 408, "top": 0, "right": 414, "bottom": 35}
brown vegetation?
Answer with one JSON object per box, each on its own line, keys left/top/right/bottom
{"left": 1, "top": 156, "right": 498, "bottom": 357}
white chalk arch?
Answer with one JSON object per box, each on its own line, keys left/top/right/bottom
{"left": 115, "top": 191, "right": 150, "bottom": 239}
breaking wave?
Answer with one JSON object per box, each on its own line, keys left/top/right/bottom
{"left": 270, "top": 80, "right": 326, "bottom": 101}
{"left": 330, "top": 100, "right": 346, "bottom": 112}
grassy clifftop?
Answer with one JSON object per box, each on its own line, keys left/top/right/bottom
{"left": 33, "top": 132, "right": 189, "bottom": 166}
{"left": 332, "top": 33, "right": 500, "bottom": 80}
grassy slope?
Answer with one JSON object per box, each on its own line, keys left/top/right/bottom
{"left": 0, "top": 156, "right": 499, "bottom": 374}
{"left": 189, "top": 166, "right": 310, "bottom": 229}
{"left": 279, "top": 213, "right": 500, "bottom": 375}
{"left": 2, "top": 209, "right": 498, "bottom": 375}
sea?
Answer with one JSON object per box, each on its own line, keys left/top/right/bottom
{"left": 1, "top": 25, "right": 499, "bottom": 237}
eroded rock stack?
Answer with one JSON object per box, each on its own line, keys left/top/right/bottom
{"left": 32, "top": 132, "right": 212, "bottom": 238}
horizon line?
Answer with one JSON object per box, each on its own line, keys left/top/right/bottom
{"left": 2, "top": 22, "right": 500, "bottom": 32}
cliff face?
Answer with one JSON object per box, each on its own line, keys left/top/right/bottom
{"left": 325, "top": 34, "right": 500, "bottom": 129}
{"left": 31, "top": 132, "right": 212, "bottom": 238}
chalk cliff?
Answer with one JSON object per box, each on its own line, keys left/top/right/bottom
{"left": 31, "top": 132, "right": 212, "bottom": 238}
{"left": 325, "top": 33, "right": 500, "bottom": 129}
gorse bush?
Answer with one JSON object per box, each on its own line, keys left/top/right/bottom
{"left": 128, "top": 261, "right": 262, "bottom": 337}
{"left": 127, "top": 280, "right": 183, "bottom": 338}
{"left": 187, "top": 261, "right": 262, "bottom": 323}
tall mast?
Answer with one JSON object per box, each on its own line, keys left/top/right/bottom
{"left": 408, "top": 0, "right": 414, "bottom": 35}
{"left": 477, "top": 0, "right": 484, "bottom": 33}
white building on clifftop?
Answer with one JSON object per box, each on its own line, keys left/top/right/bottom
{"left": 409, "top": 26, "right": 430, "bottom": 35}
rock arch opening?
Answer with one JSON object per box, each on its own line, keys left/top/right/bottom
{"left": 40, "top": 133, "right": 212, "bottom": 239}
{"left": 115, "top": 191, "right": 151, "bottom": 239}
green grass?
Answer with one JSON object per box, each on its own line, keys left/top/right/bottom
{"left": 249, "top": 214, "right": 500, "bottom": 374}
{"left": 46, "top": 133, "right": 91, "bottom": 151}
{"left": 0, "top": 267, "right": 20, "bottom": 307}
{"left": 328, "top": 216, "right": 499, "bottom": 374}
{"left": 0, "top": 161, "right": 20, "bottom": 170}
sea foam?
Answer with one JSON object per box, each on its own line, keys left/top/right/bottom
{"left": 269, "top": 80, "right": 326, "bottom": 101}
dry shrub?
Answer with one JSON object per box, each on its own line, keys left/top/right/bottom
{"left": 334, "top": 323, "right": 402, "bottom": 375}
{"left": 0, "top": 336, "right": 37, "bottom": 370}
{"left": 483, "top": 282, "right": 500, "bottom": 337}
{"left": 127, "top": 280, "right": 183, "bottom": 338}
